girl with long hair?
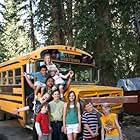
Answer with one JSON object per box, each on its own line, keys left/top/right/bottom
{"left": 63, "top": 91, "right": 81, "bottom": 140}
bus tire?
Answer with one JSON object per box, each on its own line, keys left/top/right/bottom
{"left": 0, "top": 110, "right": 6, "bottom": 121}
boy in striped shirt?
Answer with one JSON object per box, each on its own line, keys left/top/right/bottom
{"left": 82, "top": 102, "right": 99, "bottom": 140}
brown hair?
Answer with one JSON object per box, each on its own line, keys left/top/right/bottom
{"left": 67, "top": 91, "right": 77, "bottom": 112}
{"left": 83, "top": 100, "right": 91, "bottom": 108}
{"left": 39, "top": 102, "right": 49, "bottom": 112}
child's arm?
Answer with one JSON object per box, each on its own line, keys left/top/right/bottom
{"left": 115, "top": 115, "right": 123, "bottom": 140}
{"left": 47, "top": 113, "right": 52, "bottom": 133}
{"left": 35, "top": 113, "right": 43, "bottom": 137}
{"left": 26, "top": 72, "right": 36, "bottom": 77}
{"left": 77, "top": 102, "right": 81, "bottom": 133}
{"left": 23, "top": 72, "right": 35, "bottom": 89}
{"left": 12, "top": 106, "right": 29, "bottom": 114}
{"left": 95, "top": 124, "right": 99, "bottom": 135}
{"left": 35, "top": 122, "right": 42, "bottom": 137}
{"left": 101, "top": 125, "right": 105, "bottom": 140}
{"left": 60, "top": 70, "right": 73, "bottom": 79}
{"left": 83, "top": 123, "right": 98, "bottom": 137}
{"left": 63, "top": 71, "right": 74, "bottom": 92}
{"left": 62, "top": 103, "right": 67, "bottom": 134}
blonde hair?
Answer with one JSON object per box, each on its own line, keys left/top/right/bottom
{"left": 44, "top": 54, "right": 53, "bottom": 65}
{"left": 101, "top": 103, "right": 111, "bottom": 111}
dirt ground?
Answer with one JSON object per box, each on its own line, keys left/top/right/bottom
{"left": 0, "top": 114, "right": 140, "bottom": 140}
{"left": 121, "top": 114, "right": 140, "bottom": 140}
{"left": 0, "top": 120, "right": 32, "bottom": 140}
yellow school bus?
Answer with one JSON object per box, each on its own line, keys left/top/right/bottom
{"left": 0, "top": 45, "right": 123, "bottom": 128}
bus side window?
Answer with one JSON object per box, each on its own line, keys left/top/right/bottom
{"left": 15, "top": 68, "right": 21, "bottom": 85}
{"left": 2, "top": 71, "right": 7, "bottom": 85}
{"left": 26, "top": 63, "right": 35, "bottom": 75}
{"left": 8, "top": 70, "right": 13, "bottom": 84}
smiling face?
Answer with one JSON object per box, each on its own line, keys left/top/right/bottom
{"left": 52, "top": 90, "right": 60, "bottom": 101}
{"left": 49, "top": 70, "right": 56, "bottom": 77}
{"left": 68, "top": 92, "right": 76, "bottom": 102}
{"left": 84, "top": 102, "right": 93, "bottom": 112}
{"left": 44, "top": 55, "right": 51, "bottom": 64}
{"left": 40, "top": 67, "right": 47, "bottom": 75}
{"left": 45, "top": 77, "right": 54, "bottom": 88}
{"left": 102, "top": 103, "right": 111, "bottom": 115}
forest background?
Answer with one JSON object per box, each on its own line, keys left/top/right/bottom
{"left": 0, "top": 0, "right": 140, "bottom": 86}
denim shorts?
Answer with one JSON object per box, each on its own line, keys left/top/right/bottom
{"left": 105, "top": 136, "right": 120, "bottom": 140}
{"left": 40, "top": 135, "right": 49, "bottom": 140}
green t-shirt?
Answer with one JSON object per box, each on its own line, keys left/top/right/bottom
{"left": 66, "top": 104, "right": 78, "bottom": 124}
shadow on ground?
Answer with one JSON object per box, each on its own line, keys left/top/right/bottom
{"left": 0, "top": 134, "right": 8, "bottom": 140}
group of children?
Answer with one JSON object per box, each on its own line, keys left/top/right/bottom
{"left": 12, "top": 54, "right": 123, "bottom": 140}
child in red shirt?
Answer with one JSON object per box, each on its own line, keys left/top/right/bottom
{"left": 35, "top": 102, "right": 51, "bottom": 140}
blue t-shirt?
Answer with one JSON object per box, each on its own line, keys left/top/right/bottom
{"left": 28, "top": 72, "right": 48, "bottom": 83}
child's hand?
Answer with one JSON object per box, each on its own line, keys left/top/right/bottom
{"left": 38, "top": 132, "right": 42, "bottom": 137}
{"left": 62, "top": 126, "right": 67, "bottom": 134}
{"left": 95, "top": 132, "right": 99, "bottom": 136}
{"left": 69, "top": 70, "right": 74, "bottom": 78}
{"left": 120, "top": 135, "right": 123, "bottom": 140}
{"left": 78, "top": 124, "right": 81, "bottom": 133}
{"left": 11, "top": 108, "right": 18, "bottom": 114}
{"left": 23, "top": 72, "right": 27, "bottom": 77}
{"left": 105, "top": 127, "right": 111, "bottom": 132}
{"left": 49, "top": 126, "right": 53, "bottom": 133}
{"left": 91, "top": 132, "right": 98, "bottom": 138}
{"left": 61, "top": 126, "right": 64, "bottom": 132}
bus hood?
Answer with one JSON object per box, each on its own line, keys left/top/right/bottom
{"left": 65, "top": 84, "right": 123, "bottom": 99}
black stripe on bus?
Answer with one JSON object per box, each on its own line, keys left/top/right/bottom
{"left": 0, "top": 98, "right": 22, "bottom": 104}
{"left": 0, "top": 85, "right": 21, "bottom": 93}
{"left": 0, "top": 93, "right": 22, "bottom": 96}
{"left": 0, "top": 61, "right": 19, "bottom": 68}
{"left": 12, "top": 94, "right": 22, "bottom": 96}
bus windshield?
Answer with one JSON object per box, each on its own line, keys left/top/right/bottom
{"left": 36, "top": 60, "right": 95, "bottom": 83}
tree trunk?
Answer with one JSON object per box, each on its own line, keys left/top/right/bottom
{"left": 49, "top": 0, "right": 65, "bottom": 45}
{"left": 29, "top": 0, "right": 36, "bottom": 50}
{"left": 94, "top": 0, "right": 112, "bottom": 85}
{"left": 65, "top": 0, "right": 73, "bottom": 46}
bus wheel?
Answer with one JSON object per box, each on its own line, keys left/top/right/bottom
{"left": 0, "top": 110, "right": 6, "bottom": 121}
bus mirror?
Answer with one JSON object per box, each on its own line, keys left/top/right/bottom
{"left": 97, "top": 69, "right": 100, "bottom": 83}
{"left": 94, "top": 68, "right": 100, "bottom": 84}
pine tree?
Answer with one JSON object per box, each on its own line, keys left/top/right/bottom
{"left": 1, "top": 0, "right": 32, "bottom": 59}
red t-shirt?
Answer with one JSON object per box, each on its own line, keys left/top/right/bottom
{"left": 36, "top": 112, "right": 50, "bottom": 134}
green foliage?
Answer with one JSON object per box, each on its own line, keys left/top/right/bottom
{"left": 0, "top": 0, "right": 33, "bottom": 60}
{"left": 0, "top": 0, "right": 140, "bottom": 85}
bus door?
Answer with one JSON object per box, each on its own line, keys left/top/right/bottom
{"left": 24, "top": 59, "right": 37, "bottom": 101}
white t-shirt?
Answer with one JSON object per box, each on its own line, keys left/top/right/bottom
{"left": 53, "top": 73, "right": 65, "bottom": 85}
